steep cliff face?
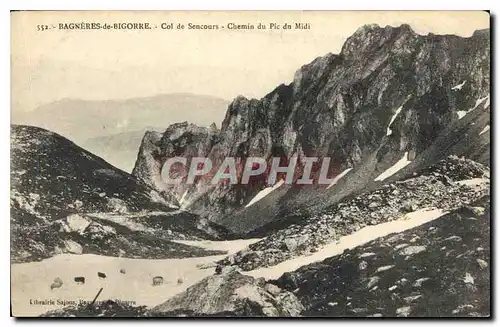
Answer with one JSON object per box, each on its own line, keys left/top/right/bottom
{"left": 132, "top": 25, "right": 490, "bottom": 234}
{"left": 132, "top": 122, "right": 219, "bottom": 207}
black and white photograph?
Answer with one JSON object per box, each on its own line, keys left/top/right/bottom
{"left": 9, "top": 10, "right": 491, "bottom": 318}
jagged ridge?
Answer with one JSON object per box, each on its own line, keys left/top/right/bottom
{"left": 132, "top": 25, "right": 490, "bottom": 235}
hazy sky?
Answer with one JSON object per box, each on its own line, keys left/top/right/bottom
{"left": 11, "top": 11, "right": 489, "bottom": 113}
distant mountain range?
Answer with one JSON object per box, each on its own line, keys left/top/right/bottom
{"left": 82, "top": 128, "right": 165, "bottom": 173}
{"left": 12, "top": 93, "right": 230, "bottom": 171}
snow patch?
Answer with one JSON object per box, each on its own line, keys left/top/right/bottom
{"left": 457, "top": 95, "right": 489, "bottom": 120}
{"left": 463, "top": 272, "right": 474, "bottom": 285}
{"left": 376, "top": 265, "right": 394, "bottom": 273}
{"left": 451, "top": 80, "right": 466, "bottom": 91}
{"left": 386, "top": 106, "right": 403, "bottom": 136}
{"left": 455, "top": 178, "right": 489, "bottom": 187}
{"left": 484, "top": 96, "right": 490, "bottom": 109}
{"left": 245, "top": 180, "right": 284, "bottom": 208}
{"left": 326, "top": 168, "right": 353, "bottom": 190}
{"left": 374, "top": 152, "right": 411, "bottom": 182}
{"left": 178, "top": 190, "right": 191, "bottom": 209}
{"left": 179, "top": 190, "right": 188, "bottom": 204}
{"left": 174, "top": 239, "right": 261, "bottom": 255}
{"left": 479, "top": 125, "right": 490, "bottom": 136}
{"left": 87, "top": 213, "right": 146, "bottom": 232}
{"left": 248, "top": 208, "right": 448, "bottom": 279}
{"left": 475, "top": 95, "right": 489, "bottom": 109}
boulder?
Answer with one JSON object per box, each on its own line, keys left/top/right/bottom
{"left": 66, "top": 214, "right": 91, "bottom": 234}
{"left": 63, "top": 240, "right": 83, "bottom": 254}
{"left": 401, "top": 201, "right": 418, "bottom": 213}
{"left": 151, "top": 270, "right": 303, "bottom": 317}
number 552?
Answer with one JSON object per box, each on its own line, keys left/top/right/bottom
{"left": 37, "top": 24, "right": 49, "bottom": 31}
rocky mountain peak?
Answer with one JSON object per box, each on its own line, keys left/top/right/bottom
{"left": 163, "top": 121, "right": 211, "bottom": 139}
{"left": 292, "top": 53, "right": 339, "bottom": 94}
{"left": 132, "top": 25, "right": 490, "bottom": 234}
{"left": 341, "top": 24, "right": 418, "bottom": 59}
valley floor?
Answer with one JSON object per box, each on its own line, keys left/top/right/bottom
{"left": 11, "top": 239, "right": 258, "bottom": 317}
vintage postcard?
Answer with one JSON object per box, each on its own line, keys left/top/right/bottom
{"left": 10, "top": 10, "right": 490, "bottom": 317}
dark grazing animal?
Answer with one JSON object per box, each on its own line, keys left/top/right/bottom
{"left": 120, "top": 268, "right": 126, "bottom": 274}
{"left": 98, "top": 272, "right": 107, "bottom": 279}
{"left": 74, "top": 277, "right": 85, "bottom": 284}
{"left": 152, "top": 276, "right": 163, "bottom": 286}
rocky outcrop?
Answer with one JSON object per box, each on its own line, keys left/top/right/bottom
{"left": 11, "top": 210, "right": 226, "bottom": 263}
{"left": 132, "top": 25, "right": 490, "bottom": 233}
{"left": 272, "top": 196, "right": 490, "bottom": 317}
{"left": 150, "top": 269, "right": 303, "bottom": 317}
{"left": 41, "top": 269, "right": 303, "bottom": 317}
{"left": 217, "top": 156, "right": 489, "bottom": 271}
{"left": 415, "top": 155, "right": 490, "bottom": 181}
{"left": 131, "top": 123, "right": 218, "bottom": 207}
